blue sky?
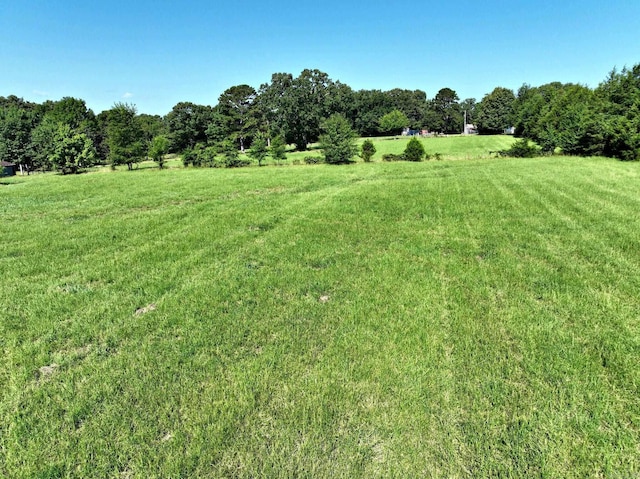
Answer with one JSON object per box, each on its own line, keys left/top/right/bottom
{"left": 1, "top": 0, "right": 639, "bottom": 115}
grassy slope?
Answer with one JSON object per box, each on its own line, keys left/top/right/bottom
{"left": 356, "top": 134, "right": 517, "bottom": 161}
{"left": 1, "top": 156, "right": 639, "bottom": 477}
{"left": 282, "top": 135, "right": 516, "bottom": 164}
{"left": 147, "top": 135, "right": 517, "bottom": 168}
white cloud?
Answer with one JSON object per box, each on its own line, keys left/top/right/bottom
{"left": 122, "top": 92, "right": 134, "bottom": 99}
{"left": 33, "top": 90, "right": 49, "bottom": 97}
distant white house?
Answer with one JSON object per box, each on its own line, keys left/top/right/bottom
{"left": 464, "top": 124, "right": 477, "bottom": 135}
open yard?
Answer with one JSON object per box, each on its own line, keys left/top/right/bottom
{"left": 1, "top": 155, "right": 639, "bottom": 477}
{"left": 149, "top": 134, "right": 519, "bottom": 169}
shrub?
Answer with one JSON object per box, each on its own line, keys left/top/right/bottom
{"left": 403, "top": 137, "right": 425, "bottom": 162}
{"left": 148, "top": 135, "right": 169, "bottom": 169}
{"left": 248, "top": 134, "right": 269, "bottom": 166}
{"left": 304, "top": 156, "right": 322, "bottom": 164}
{"left": 270, "top": 135, "right": 287, "bottom": 164}
{"left": 434, "top": 153, "right": 443, "bottom": 161}
{"left": 361, "top": 139, "right": 376, "bottom": 162}
{"left": 499, "top": 139, "right": 541, "bottom": 158}
{"left": 382, "top": 153, "right": 404, "bottom": 162}
{"left": 182, "top": 148, "right": 196, "bottom": 167}
{"left": 222, "top": 157, "right": 251, "bottom": 168}
{"left": 378, "top": 110, "right": 409, "bottom": 135}
{"left": 201, "top": 146, "right": 218, "bottom": 167}
{"left": 319, "top": 114, "right": 357, "bottom": 164}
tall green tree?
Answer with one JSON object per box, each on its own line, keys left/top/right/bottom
{"left": 385, "top": 89, "right": 428, "bottom": 129}
{"left": 428, "top": 88, "right": 462, "bottom": 133}
{"left": 254, "top": 72, "right": 294, "bottom": 143}
{"left": 0, "top": 105, "right": 37, "bottom": 172}
{"left": 248, "top": 133, "right": 268, "bottom": 166}
{"left": 46, "top": 97, "right": 94, "bottom": 130}
{"left": 281, "top": 69, "right": 336, "bottom": 150}
{"left": 269, "top": 135, "right": 287, "bottom": 164}
{"left": 49, "top": 124, "right": 96, "bottom": 174}
{"left": 353, "top": 89, "right": 392, "bottom": 136}
{"left": 165, "top": 102, "right": 214, "bottom": 152}
{"left": 106, "top": 103, "right": 144, "bottom": 170}
{"left": 512, "top": 82, "right": 564, "bottom": 139}
{"left": 29, "top": 116, "right": 58, "bottom": 171}
{"left": 319, "top": 114, "right": 357, "bottom": 164}
{"left": 597, "top": 65, "right": 640, "bottom": 160}
{"left": 217, "top": 84, "right": 257, "bottom": 152}
{"left": 536, "top": 84, "right": 605, "bottom": 155}
{"left": 138, "top": 114, "right": 167, "bottom": 144}
{"left": 148, "top": 135, "right": 170, "bottom": 169}
{"left": 460, "top": 98, "right": 477, "bottom": 127}
{"left": 476, "top": 87, "right": 516, "bottom": 134}
{"left": 379, "top": 109, "right": 409, "bottom": 135}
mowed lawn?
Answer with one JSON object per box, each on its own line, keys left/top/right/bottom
{"left": 211, "top": 134, "right": 518, "bottom": 167}
{"left": 1, "top": 156, "right": 639, "bottom": 477}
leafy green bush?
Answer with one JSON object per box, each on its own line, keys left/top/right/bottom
{"left": 269, "top": 135, "right": 287, "bottom": 164}
{"left": 319, "top": 114, "right": 357, "bottom": 164}
{"left": 378, "top": 110, "right": 409, "bottom": 135}
{"left": 304, "top": 156, "right": 322, "bottom": 164}
{"left": 403, "top": 137, "right": 425, "bottom": 162}
{"left": 181, "top": 148, "right": 197, "bottom": 167}
{"left": 221, "top": 157, "right": 251, "bottom": 168}
{"left": 149, "top": 135, "right": 169, "bottom": 169}
{"left": 382, "top": 153, "right": 404, "bottom": 162}
{"left": 360, "top": 139, "right": 376, "bottom": 162}
{"left": 248, "top": 134, "right": 268, "bottom": 166}
{"left": 499, "top": 139, "right": 541, "bottom": 158}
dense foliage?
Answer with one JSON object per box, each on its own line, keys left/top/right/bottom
{"left": 403, "top": 137, "right": 426, "bottom": 161}
{"left": 1, "top": 63, "right": 639, "bottom": 171}
{"left": 360, "top": 139, "right": 376, "bottom": 162}
{"left": 319, "top": 114, "right": 357, "bottom": 164}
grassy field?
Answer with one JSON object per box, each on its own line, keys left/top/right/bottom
{"left": 270, "top": 135, "right": 517, "bottom": 165}
{"left": 1, "top": 154, "right": 639, "bottom": 477}
{"left": 143, "top": 134, "right": 517, "bottom": 169}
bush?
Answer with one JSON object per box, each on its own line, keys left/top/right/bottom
{"left": 319, "top": 114, "right": 357, "bottom": 164}
{"left": 182, "top": 148, "right": 197, "bottom": 167}
{"left": 149, "top": 135, "right": 170, "bottom": 169}
{"left": 499, "top": 139, "right": 541, "bottom": 158}
{"left": 361, "top": 139, "right": 376, "bottom": 162}
{"left": 248, "top": 134, "right": 268, "bottom": 166}
{"left": 382, "top": 153, "right": 404, "bottom": 162}
{"left": 222, "top": 157, "right": 251, "bottom": 168}
{"left": 403, "top": 137, "right": 425, "bottom": 161}
{"left": 304, "top": 156, "right": 322, "bottom": 164}
{"left": 201, "top": 146, "right": 218, "bottom": 167}
{"left": 269, "top": 135, "right": 287, "bottom": 164}
{"left": 434, "top": 153, "right": 443, "bottom": 161}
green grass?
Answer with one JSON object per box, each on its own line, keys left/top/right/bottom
{"left": 102, "top": 135, "right": 515, "bottom": 170}
{"left": 1, "top": 155, "right": 639, "bottom": 477}
{"left": 155, "top": 134, "right": 514, "bottom": 168}
{"left": 356, "top": 134, "right": 517, "bottom": 161}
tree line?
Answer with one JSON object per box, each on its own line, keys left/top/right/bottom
{"left": 1, "top": 64, "right": 638, "bottom": 173}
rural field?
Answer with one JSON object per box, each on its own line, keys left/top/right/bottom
{"left": 1, "top": 143, "right": 639, "bottom": 477}
{"left": 262, "top": 135, "right": 517, "bottom": 166}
